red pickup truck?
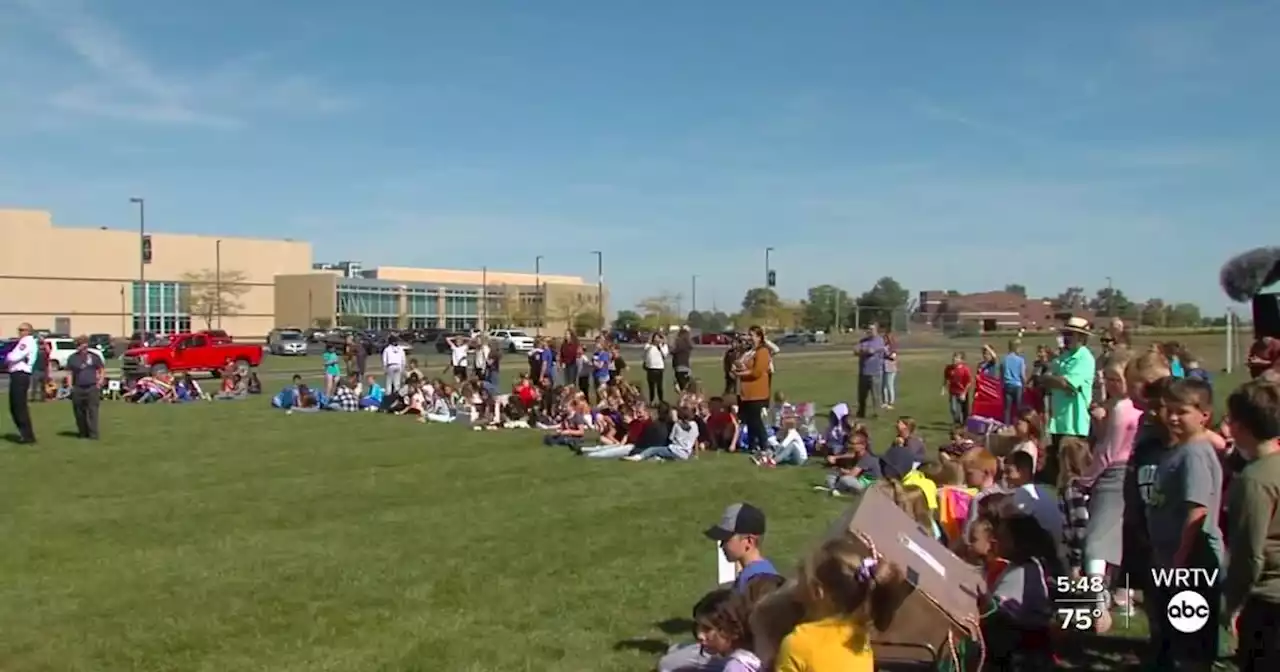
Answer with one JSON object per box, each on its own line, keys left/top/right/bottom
{"left": 121, "top": 332, "right": 264, "bottom": 379}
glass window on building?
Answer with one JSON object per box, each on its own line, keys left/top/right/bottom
{"left": 131, "top": 281, "right": 191, "bottom": 335}
{"left": 337, "top": 284, "right": 401, "bottom": 328}
{"left": 406, "top": 289, "right": 437, "bottom": 318}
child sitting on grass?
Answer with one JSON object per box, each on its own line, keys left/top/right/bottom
{"left": 623, "top": 405, "right": 698, "bottom": 462}
{"left": 754, "top": 414, "right": 807, "bottom": 467}
{"left": 814, "top": 430, "right": 879, "bottom": 496}
{"left": 940, "top": 425, "right": 975, "bottom": 460}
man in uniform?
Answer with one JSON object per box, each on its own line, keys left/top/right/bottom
{"left": 4, "top": 322, "right": 39, "bottom": 443}
{"left": 65, "top": 335, "right": 105, "bottom": 439}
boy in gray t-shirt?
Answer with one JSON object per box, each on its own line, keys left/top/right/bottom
{"left": 1144, "top": 378, "right": 1223, "bottom": 670}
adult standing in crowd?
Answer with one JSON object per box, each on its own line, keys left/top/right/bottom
{"left": 672, "top": 327, "right": 694, "bottom": 392}
{"left": 382, "top": 335, "right": 406, "bottom": 395}
{"left": 1248, "top": 336, "right": 1280, "bottom": 379}
{"left": 1036, "top": 317, "right": 1096, "bottom": 483}
{"left": 1000, "top": 339, "right": 1027, "bottom": 424}
{"left": 559, "top": 331, "right": 581, "bottom": 388}
{"left": 66, "top": 335, "right": 105, "bottom": 439}
{"left": 854, "top": 323, "right": 886, "bottom": 419}
{"left": 4, "top": 322, "right": 38, "bottom": 444}
{"left": 880, "top": 331, "right": 899, "bottom": 411}
{"left": 734, "top": 326, "right": 773, "bottom": 453}
{"left": 30, "top": 338, "right": 50, "bottom": 403}
{"left": 642, "top": 331, "right": 669, "bottom": 403}
{"left": 352, "top": 334, "right": 369, "bottom": 381}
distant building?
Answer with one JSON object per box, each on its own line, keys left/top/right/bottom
{"left": 0, "top": 208, "right": 608, "bottom": 338}
{"left": 916, "top": 289, "right": 1095, "bottom": 333}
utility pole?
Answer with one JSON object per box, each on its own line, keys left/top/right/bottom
{"left": 592, "top": 251, "right": 604, "bottom": 335}
{"left": 215, "top": 239, "right": 222, "bottom": 329}
{"left": 130, "top": 197, "right": 146, "bottom": 333}
{"left": 1106, "top": 276, "right": 1114, "bottom": 317}
{"left": 691, "top": 275, "right": 698, "bottom": 314}
{"left": 535, "top": 255, "right": 543, "bottom": 334}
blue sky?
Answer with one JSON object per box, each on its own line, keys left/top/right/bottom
{"left": 2, "top": 0, "right": 1278, "bottom": 315}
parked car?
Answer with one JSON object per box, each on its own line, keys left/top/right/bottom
{"left": 120, "top": 332, "right": 264, "bottom": 379}
{"left": 43, "top": 338, "right": 107, "bottom": 370}
{"left": 87, "top": 333, "right": 116, "bottom": 359}
{"left": 434, "top": 331, "right": 468, "bottom": 353}
{"left": 0, "top": 338, "right": 15, "bottom": 370}
{"left": 696, "top": 331, "right": 734, "bottom": 345}
{"left": 488, "top": 328, "right": 535, "bottom": 353}
{"left": 128, "top": 331, "right": 162, "bottom": 349}
{"left": 267, "top": 328, "right": 308, "bottom": 355}
{"left": 776, "top": 332, "right": 817, "bottom": 346}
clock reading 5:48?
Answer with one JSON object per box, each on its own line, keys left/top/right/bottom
{"left": 1054, "top": 575, "right": 1106, "bottom": 597}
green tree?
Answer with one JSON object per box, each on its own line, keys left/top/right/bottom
{"left": 636, "top": 293, "right": 681, "bottom": 329}
{"left": 1054, "top": 286, "right": 1086, "bottom": 310}
{"left": 1004, "top": 284, "right": 1027, "bottom": 297}
{"left": 1165, "top": 303, "right": 1202, "bottom": 328}
{"left": 855, "top": 277, "right": 909, "bottom": 330}
{"left": 801, "top": 284, "right": 855, "bottom": 332}
{"left": 1088, "top": 287, "right": 1134, "bottom": 318}
{"left": 613, "top": 310, "right": 642, "bottom": 329}
{"left": 1140, "top": 299, "right": 1167, "bottom": 327}
{"left": 740, "top": 287, "right": 781, "bottom": 319}
{"left": 573, "top": 311, "right": 603, "bottom": 336}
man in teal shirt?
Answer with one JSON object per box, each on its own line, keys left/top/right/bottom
{"left": 1035, "top": 317, "right": 1096, "bottom": 483}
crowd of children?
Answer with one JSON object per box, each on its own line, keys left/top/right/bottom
{"left": 649, "top": 335, "right": 1280, "bottom": 672}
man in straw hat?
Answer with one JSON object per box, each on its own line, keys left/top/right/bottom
{"left": 1033, "top": 316, "right": 1096, "bottom": 483}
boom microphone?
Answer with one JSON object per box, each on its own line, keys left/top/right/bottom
{"left": 1220, "top": 247, "right": 1280, "bottom": 302}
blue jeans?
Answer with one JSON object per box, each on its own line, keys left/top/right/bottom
{"left": 636, "top": 445, "right": 688, "bottom": 460}
{"left": 949, "top": 394, "right": 969, "bottom": 426}
{"left": 1003, "top": 385, "right": 1024, "bottom": 425}
{"left": 771, "top": 442, "right": 807, "bottom": 465}
{"left": 582, "top": 444, "right": 633, "bottom": 458}
{"left": 881, "top": 371, "right": 898, "bottom": 405}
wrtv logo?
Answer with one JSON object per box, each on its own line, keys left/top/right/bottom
{"left": 1150, "top": 568, "right": 1219, "bottom": 634}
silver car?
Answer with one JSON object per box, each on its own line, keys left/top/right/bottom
{"left": 267, "top": 329, "right": 308, "bottom": 355}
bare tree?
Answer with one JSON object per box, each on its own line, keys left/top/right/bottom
{"left": 180, "top": 269, "right": 250, "bottom": 329}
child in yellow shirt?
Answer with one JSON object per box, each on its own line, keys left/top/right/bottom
{"left": 773, "top": 536, "right": 905, "bottom": 672}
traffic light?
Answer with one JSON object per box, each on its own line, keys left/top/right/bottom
{"left": 142, "top": 235, "right": 152, "bottom": 264}
{"left": 767, "top": 270, "right": 776, "bottom": 288}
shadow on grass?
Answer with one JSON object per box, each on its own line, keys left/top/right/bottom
{"left": 655, "top": 617, "right": 693, "bottom": 636}
{"left": 612, "top": 638, "right": 671, "bottom": 655}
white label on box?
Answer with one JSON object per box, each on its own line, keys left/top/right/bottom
{"left": 902, "top": 535, "right": 946, "bottom": 578}
{"left": 717, "top": 542, "right": 738, "bottom": 586}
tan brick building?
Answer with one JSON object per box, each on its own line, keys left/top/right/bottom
{"left": 0, "top": 209, "right": 607, "bottom": 339}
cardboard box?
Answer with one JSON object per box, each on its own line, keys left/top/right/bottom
{"left": 826, "top": 486, "right": 985, "bottom": 664}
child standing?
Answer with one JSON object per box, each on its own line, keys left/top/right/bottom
{"left": 1057, "top": 437, "right": 1093, "bottom": 579}
{"left": 773, "top": 536, "right": 904, "bottom": 672}
{"left": 1144, "top": 378, "right": 1224, "bottom": 672}
{"left": 1223, "top": 379, "right": 1280, "bottom": 671}
{"left": 942, "top": 352, "right": 973, "bottom": 426}
{"left": 1010, "top": 409, "right": 1042, "bottom": 472}
{"left": 981, "top": 499, "right": 1063, "bottom": 670}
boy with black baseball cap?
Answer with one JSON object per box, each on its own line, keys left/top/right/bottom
{"left": 657, "top": 503, "right": 780, "bottom": 672}
{"left": 704, "top": 502, "right": 779, "bottom": 592}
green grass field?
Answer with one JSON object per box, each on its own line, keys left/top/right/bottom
{"left": 0, "top": 340, "right": 1249, "bottom": 671}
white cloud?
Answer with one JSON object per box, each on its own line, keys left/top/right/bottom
{"left": 7, "top": 0, "right": 354, "bottom": 128}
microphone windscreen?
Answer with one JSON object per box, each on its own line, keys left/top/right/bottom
{"left": 1220, "top": 247, "right": 1280, "bottom": 302}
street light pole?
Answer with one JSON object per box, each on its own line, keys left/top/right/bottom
{"left": 215, "top": 239, "right": 222, "bottom": 329}
{"left": 1106, "top": 276, "right": 1114, "bottom": 317}
{"left": 765, "top": 247, "right": 774, "bottom": 286}
{"left": 535, "top": 255, "right": 544, "bottom": 334}
{"left": 481, "top": 266, "right": 488, "bottom": 331}
{"left": 592, "top": 251, "right": 604, "bottom": 335}
{"left": 691, "top": 275, "right": 698, "bottom": 314}
{"left": 130, "top": 197, "right": 146, "bottom": 333}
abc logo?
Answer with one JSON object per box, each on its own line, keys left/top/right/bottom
{"left": 1165, "top": 590, "right": 1210, "bottom": 633}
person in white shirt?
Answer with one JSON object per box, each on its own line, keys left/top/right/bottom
{"left": 381, "top": 336, "right": 407, "bottom": 395}
{"left": 642, "top": 332, "right": 670, "bottom": 404}
{"left": 448, "top": 336, "right": 470, "bottom": 382}
{"left": 472, "top": 337, "right": 490, "bottom": 381}
{"left": 4, "top": 322, "right": 39, "bottom": 443}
